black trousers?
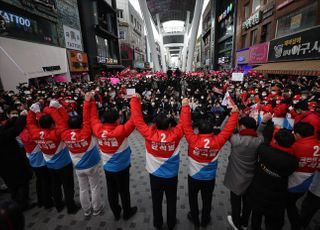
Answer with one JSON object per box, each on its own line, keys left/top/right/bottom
{"left": 150, "top": 174, "right": 178, "bottom": 230}
{"left": 251, "top": 208, "right": 285, "bottom": 230}
{"left": 105, "top": 166, "right": 132, "bottom": 217}
{"left": 188, "top": 176, "right": 215, "bottom": 225}
{"left": 286, "top": 192, "right": 305, "bottom": 230}
{"left": 11, "top": 180, "right": 30, "bottom": 210}
{"left": 49, "top": 163, "right": 76, "bottom": 211}
{"left": 230, "top": 191, "right": 251, "bottom": 228}
{"left": 33, "top": 166, "right": 53, "bottom": 207}
{"left": 300, "top": 191, "right": 320, "bottom": 228}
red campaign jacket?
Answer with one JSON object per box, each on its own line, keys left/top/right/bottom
{"left": 130, "top": 97, "right": 184, "bottom": 178}
{"left": 26, "top": 107, "right": 65, "bottom": 155}
{"left": 90, "top": 101, "right": 135, "bottom": 154}
{"left": 291, "top": 136, "right": 320, "bottom": 173}
{"left": 289, "top": 109, "right": 298, "bottom": 119}
{"left": 49, "top": 101, "right": 93, "bottom": 154}
{"left": 26, "top": 107, "right": 71, "bottom": 169}
{"left": 20, "top": 128, "right": 37, "bottom": 153}
{"left": 181, "top": 106, "right": 239, "bottom": 163}
{"left": 273, "top": 103, "right": 288, "bottom": 118}
{"left": 294, "top": 111, "right": 320, "bottom": 136}
{"left": 261, "top": 104, "right": 273, "bottom": 114}
{"left": 130, "top": 97, "right": 184, "bottom": 159}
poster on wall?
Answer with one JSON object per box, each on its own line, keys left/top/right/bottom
{"left": 249, "top": 42, "right": 269, "bottom": 64}
{"left": 268, "top": 26, "right": 320, "bottom": 62}
{"left": 63, "top": 25, "right": 83, "bottom": 51}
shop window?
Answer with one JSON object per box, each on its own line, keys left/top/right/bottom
{"left": 261, "top": 22, "right": 272, "bottom": 42}
{"left": 117, "top": 9, "right": 123, "bottom": 19}
{"left": 252, "top": 0, "right": 261, "bottom": 12}
{"left": 244, "top": 3, "right": 250, "bottom": 19}
{"left": 276, "top": 2, "right": 317, "bottom": 38}
{"left": 242, "top": 33, "right": 250, "bottom": 48}
{"left": 96, "top": 35, "right": 110, "bottom": 58}
{"left": 251, "top": 29, "right": 258, "bottom": 45}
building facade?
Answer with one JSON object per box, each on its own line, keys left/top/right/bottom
{"left": 0, "top": 0, "right": 80, "bottom": 90}
{"left": 117, "top": 0, "right": 145, "bottom": 69}
{"left": 235, "top": 0, "right": 320, "bottom": 72}
{"left": 77, "top": 0, "right": 122, "bottom": 78}
{"left": 202, "top": 3, "right": 211, "bottom": 69}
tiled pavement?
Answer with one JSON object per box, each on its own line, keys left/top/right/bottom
{"left": 2, "top": 130, "right": 320, "bottom": 230}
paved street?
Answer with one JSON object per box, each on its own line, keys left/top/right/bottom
{"left": 1, "top": 130, "right": 319, "bottom": 230}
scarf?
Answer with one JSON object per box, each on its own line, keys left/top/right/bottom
{"left": 270, "top": 141, "right": 292, "bottom": 154}
{"left": 239, "top": 128, "right": 258, "bottom": 137}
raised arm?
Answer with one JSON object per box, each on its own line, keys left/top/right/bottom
{"left": 26, "top": 103, "right": 41, "bottom": 139}
{"left": 214, "top": 107, "right": 240, "bottom": 147}
{"left": 130, "top": 94, "right": 151, "bottom": 138}
{"left": 90, "top": 97, "right": 104, "bottom": 136}
{"left": 256, "top": 113, "right": 272, "bottom": 137}
{"left": 180, "top": 98, "right": 197, "bottom": 143}
{"left": 81, "top": 94, "right": 92, "bottom": 137}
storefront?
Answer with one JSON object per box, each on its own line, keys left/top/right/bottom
{"left": 215, "top": 1, "right": 235, "bottom": 70}
{"left": 0, "top": 3, "right": 70, "bottom": 91}
{"left": 0, "top": 36, "right": 69, "bottom": 90}
{"left": 254, "top": 26, "right": 320, "bottom": 76}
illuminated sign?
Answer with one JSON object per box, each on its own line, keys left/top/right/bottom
{"left": 0, "top": 10, "right": 31, "bottom": 27}
{"left": 242, "top": 11, "right": 262, "bottom": 30}
{"left": 218, "top": 3, "right": 233, "bottom": 23}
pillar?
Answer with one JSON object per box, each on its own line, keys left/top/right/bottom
{"left": 138, "top": 0, "right": 161, "bottom": 71}
{"left": 181, "top": 11, "right": 190, "bottom": 72}
{"left": 186, "top": 0, "right": 204, "bottom": 72}
{"left": 156, "top": 14, "right": 167, "bottom": 72}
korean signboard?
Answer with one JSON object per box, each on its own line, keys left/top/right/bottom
{"left": 63, "top": 25, "right": 83, "bottom": 51}
{"left": 268, "top": 26, "right": 320, "bottom": 62}
{"left": 249, "top": 42, "right": 269, "bottom": 64}
{"left": 243, "top": 11, "right": 262, "bottom": 30}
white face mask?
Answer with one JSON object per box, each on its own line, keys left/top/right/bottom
{"left": 276, "top": 100, "right": 281, "bottom": 104}
{"left": 293, "top": 100, "right": 298, "bottom": 104}
{"left": 10, "top": 114, "right": 19, "bottom": 118}
{"left": 262, "top": 92, "right": 267, "bottom": 97}
{"left": 271, "top": 91, "right": 277, "bottom": 95}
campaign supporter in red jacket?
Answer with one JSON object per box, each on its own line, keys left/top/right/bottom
{"left": 130, "top": 94, "right": 184, "bottom": 230}
{"left": 180, "top": 98, "right": 239, "bottom": 227}
{"left": 49, "top": 94, "right": 103, "bottom": 217}
{"left": 26, "top": 102, "right": 79, "bottom": 214}
{"left": 27, "top": 105, "right": 71, "bottom": 170}
{"left": 90, "top": 93, "right": 136, "bottom": 220}
{"left": 293, "top": 101, "right": 320, "bottom": 137}
{"left": 20, "top": 127, "right": 53, "bottom": 209}
{"left": 273, "top": 96, "right": 288, "bottom": 118}
{"left": 286, "top": 122, "right": 320, "bottom": 230}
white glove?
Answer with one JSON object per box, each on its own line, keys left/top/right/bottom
{"left": 20, "top": 110, "right": 28, "bottom": 116}
{"left": 30, "top": 103, "right": 40, "bottom": 113}
{"left": 49, "top": 100, "right": 61, "bottom": 108}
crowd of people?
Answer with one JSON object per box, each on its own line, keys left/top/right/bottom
{"left": 0, "top": 69, "right": 319, "bottom": 230}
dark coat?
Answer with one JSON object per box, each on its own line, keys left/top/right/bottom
{"left": 0, "top": 116, "right": 32, "bottom": 189}
{"left": 248, "top": 144, "right": 298, "bottom": 214}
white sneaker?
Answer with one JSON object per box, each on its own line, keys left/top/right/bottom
{"left": 227, "top": 215, "right": 239, "bottom": 230}
{"left": 92, "top": 206, "right": 104, "bottom": 216}
{"left": 84, "top": 209, "right": 92, "bottom": 217}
